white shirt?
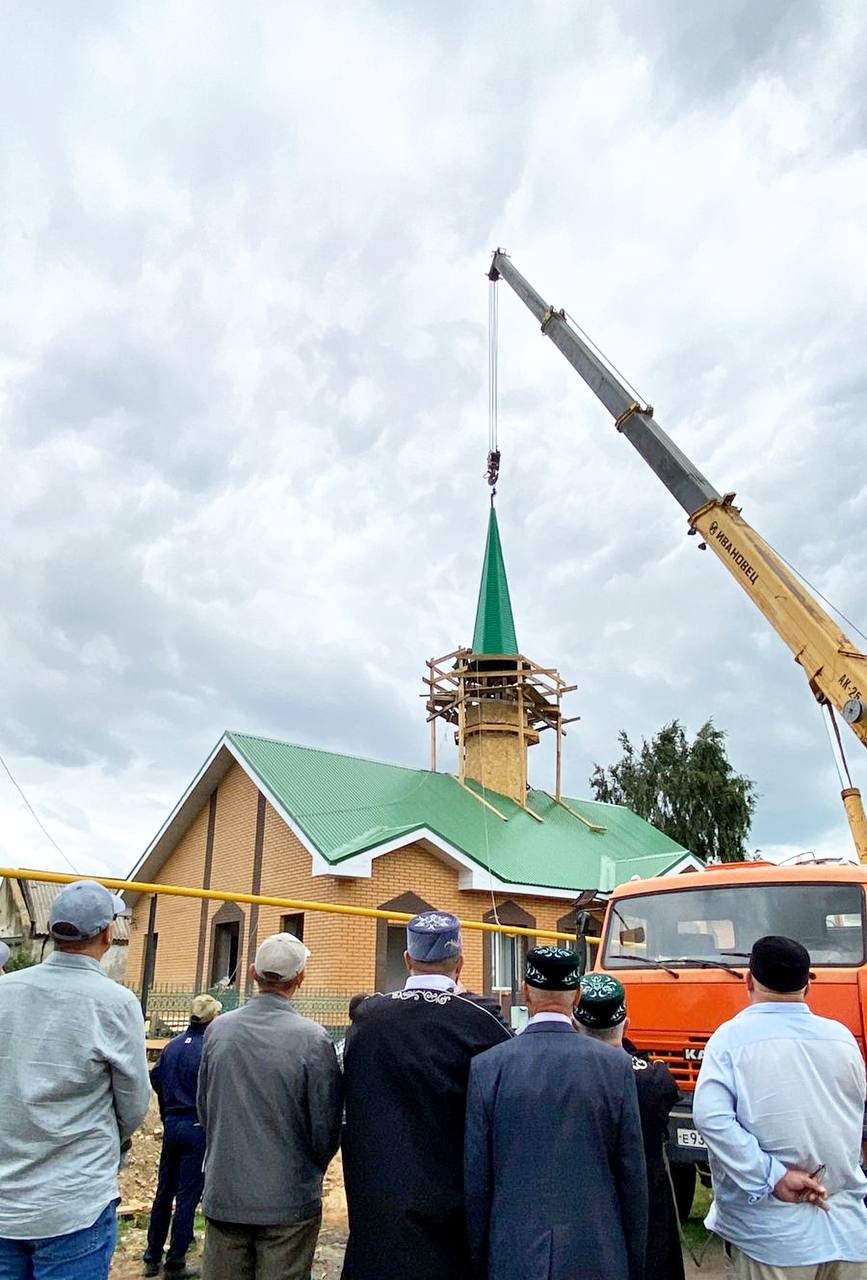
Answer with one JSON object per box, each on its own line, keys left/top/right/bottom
{"left": 520, "top": 1012, "right": 574, "bottom": 1032}
{"left": 404, "top": 974, "right": 456, "bottom": 993}
{"left": 694, "top": 1002, "right": 867, "bottom": 1266}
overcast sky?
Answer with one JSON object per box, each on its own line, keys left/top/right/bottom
{"left": 2, "top": 0, "right": 866, "bottom": 879}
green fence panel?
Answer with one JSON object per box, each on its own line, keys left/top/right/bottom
{"left": 135, "top": 985, "right": 356, "bottom": 1042}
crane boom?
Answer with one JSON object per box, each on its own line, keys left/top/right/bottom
{"left": 489, "top": 252, "right": 721, "bottom": 515}
{"left": 489, "top": 248, "right": 867, "bottom": 859}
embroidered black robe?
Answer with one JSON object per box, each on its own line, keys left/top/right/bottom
{"left": 341, "top": 984, "right": 511, "bottom": 1280}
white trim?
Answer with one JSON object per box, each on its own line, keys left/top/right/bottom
{"left": 224, "top": 740, "right": 327, "bottom": 867}
{"left": 663, "top": 854, "right": 705, "bottom": 875}
{"left": 127, "top": 735, "right": 233, "bottom": 892}
{"left": 126, "top": 735, "right": 695, "bottom": 904}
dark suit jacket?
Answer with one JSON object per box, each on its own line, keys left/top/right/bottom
{"left": 624, "top": 1042, "right": 684, "bottom": 1280}
{"left": 464, "top": 1021, "right": 648, "bottom": 1280}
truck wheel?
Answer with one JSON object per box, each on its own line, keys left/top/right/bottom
{"left": 670, "top": 1163, "right": 697, "bottom": 1222}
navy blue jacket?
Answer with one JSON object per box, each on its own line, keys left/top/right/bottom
{"left": 464, "top": 1021, "right": 648, "bottom": 1280}
{"left": 151, "top": 1023, "right": 207, "bottom": 1120}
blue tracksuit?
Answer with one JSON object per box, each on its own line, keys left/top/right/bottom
{"left": 145, "top": 1022, "right": 208, "bottom": 1272}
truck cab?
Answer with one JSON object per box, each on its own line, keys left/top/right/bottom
{"left": 595, "top": 861, "right": 867, "bottom": 1211}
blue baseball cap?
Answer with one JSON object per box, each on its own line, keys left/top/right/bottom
{"left": 49, "top": 880, "right": 128, "bottom": 941}
{"left": 406, "top": 911, "right": 462, "bottom": 962}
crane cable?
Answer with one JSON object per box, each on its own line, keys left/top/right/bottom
{"left": 484, "top": 279, "right": 502, "bottom": 936}
{"left": 486, "top": 279, "right": 500, "bottom": 500}
{"left": 823, "top": 702, "right": 854, "bottom": 791}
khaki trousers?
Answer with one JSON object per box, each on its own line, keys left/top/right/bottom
{"left": 727, "top": 1244, "right": 867, "bottom": 1280}
{"left": 201, "top": 1213, "right": 321, "bottom": 1280}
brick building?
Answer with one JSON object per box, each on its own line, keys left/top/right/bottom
{"left": 125, "top": 510, "right": 698, "bottom": 1001}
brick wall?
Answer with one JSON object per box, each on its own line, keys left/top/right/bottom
{"left": 127, "top": 761, "right": 576, "bottom": 997}
{"left": 128, "top": 802, "right": 210, "bottom": 989}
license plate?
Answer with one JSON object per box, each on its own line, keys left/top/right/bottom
{"left": 676, "top": 1128, "right": 706, "bottom": 1148}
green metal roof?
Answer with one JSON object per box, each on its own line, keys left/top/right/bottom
{"left": 472, "top": 508, "right": 518, "bottom": 655}
{"left": 227, "top": 732, "right": 691, "bottom": 894}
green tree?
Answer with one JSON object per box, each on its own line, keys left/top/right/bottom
{"left": 589, "top": 720, "right": 756, "bottom": 862}
{"left": 3, "top": 948, "right": 37, "bottom": 972}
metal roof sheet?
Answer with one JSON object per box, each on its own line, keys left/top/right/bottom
{"left": 227, "top": 731, "right": 690, "bottom": 893}
{"left": 19, "top": 878, "right": 130, "bottom": 941}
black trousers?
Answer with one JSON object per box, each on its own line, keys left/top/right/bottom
{"left": 145, "top": 1113, "right": 206, "bottom": 1270}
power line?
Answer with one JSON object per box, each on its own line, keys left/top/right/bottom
{"left": 0, "top": 751, "right": 79, "bottom": 873}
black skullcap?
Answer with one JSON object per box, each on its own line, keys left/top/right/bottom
{"left": 750, "top": 935, "right": 810, "bottom": 993}
{"left": 525, "top": 946, "right": 582, "bottom": 990}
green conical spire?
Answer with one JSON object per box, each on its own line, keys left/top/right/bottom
{"left": 472, "top": 507, "right": 518, "bottom": 655}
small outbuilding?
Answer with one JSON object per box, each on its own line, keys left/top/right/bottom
{"left": 0, "top": 874, "right": 129, "bottom": 980}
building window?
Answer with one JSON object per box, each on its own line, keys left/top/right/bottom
{"left": 210, "top": 921, "right": 241, "bottom": 987}
{"left": 491, "top": 932, "right": 527, "bottom": 992}
{"left": 483, "top": 901, "right": 536, "bottom": 996}
{"left": 384, "top": 925, "right": 408, "bottom": 993}
{"left": 280, "top": 913, "right": 304, "bottom": 941}
{"left": 207, "top": 901, "right": 245, "bottom": 990}
{"left": 374, "top": 892, "right": 435, "bottom": 993}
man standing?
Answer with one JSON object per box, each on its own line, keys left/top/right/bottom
{"left": 575, "top": 972, "right": 684, "bottom": 1280}
{"left": 694, "top": 935, "right": 867, "bottom": 1278}
{"left": 464, "top": 946, "right": 648, "bottom": 1280}
{"left": 197, "top": 932, "right": 342, "bottom": 1280}
{"left": 0, "top": 879, "right": 151, "bottom": 1279}
{"left": 144, "top": 993, "right": 222, "bottom": 1278}
{"left": 341, "top": 910, "right": 511, "bottom": 1280}
{"left": 334, "top": 992, "right": 370, "bottom": 1070}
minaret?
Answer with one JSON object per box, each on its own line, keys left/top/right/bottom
{"left": 426, "top": 508, "right": 575, "bottom": 805}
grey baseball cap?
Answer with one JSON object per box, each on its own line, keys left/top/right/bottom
{"left": 49, "top": 880, "right": 128, "bottom": 941}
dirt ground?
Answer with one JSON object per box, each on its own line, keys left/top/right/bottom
{"left": 685, "top": 1236, "right": 726, "bottom": 1279}
{"left": 110, "top": 1100, "right": 349, "bottom": 1279}
{"left": 110, "top": 1100, "right": 719, "bottom": 1279}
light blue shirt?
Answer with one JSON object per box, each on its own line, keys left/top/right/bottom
{"left": 694, "top": 1002, "right": 867, "bottom": 1267}
{"left": 0, "top": 951, "right": 151, "bottom": 1239}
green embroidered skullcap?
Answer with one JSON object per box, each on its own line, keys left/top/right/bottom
{"left": 524, "top": 946, "right": 582, "bottom": 990}
{"left": 574, "top": 973, "right": 627, "bottom": 1028}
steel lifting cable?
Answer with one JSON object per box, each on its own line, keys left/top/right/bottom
{"left": 824, "top": 702, "right": 855, "bottom": 790}
{"left": 486, "top": 278, "right": 501, "bottom": 498}
{"left": 562, "top": 306, "right": 653, "bottom": 415}
{"left": 763, "top": 538, "right": 867, "bottom": 649}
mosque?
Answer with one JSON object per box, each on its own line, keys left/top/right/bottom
{"left": 124, "top": 510, "right": 698, "bottom": 1006}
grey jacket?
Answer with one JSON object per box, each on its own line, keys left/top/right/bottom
{"left": 197, "top": 994, "right": 343, "bottom": 1225}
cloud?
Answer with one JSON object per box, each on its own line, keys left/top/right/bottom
{"left": 1, "top": 0, "right": 866, "bottom": 877}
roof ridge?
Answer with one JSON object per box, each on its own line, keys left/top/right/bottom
{"left": 226, "top": 731, "right": 428, "bottom": 777}
{"left": 558, "top": 793, "right": 644, "bottom": 813}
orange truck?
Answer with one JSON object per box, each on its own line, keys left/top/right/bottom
{"left": 490, "top": 247, "right": 867, "bottom": 1212}
{"left": 588, "top": 860, "right": 867, "bottom": 1209}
